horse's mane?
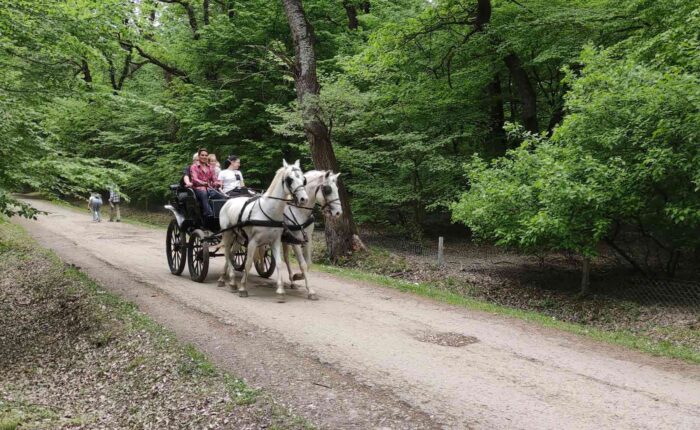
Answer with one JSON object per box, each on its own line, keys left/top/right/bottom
{"left": 264, "top": 166, "right": 288, "bottom": 196}
{"left": 304, "top": 170, "right": 327, "bottom": 187}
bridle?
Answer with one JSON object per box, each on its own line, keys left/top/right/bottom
{"left": 283, "top": 169, "right": 307, "bottom": 205}
{"left": 286, "top": 182, "right": 340, "bottom": 215}
{"left": 256, "top": 168, "right": 307, "bottom": 224}
{"left": 264, "top": 168, "right": 306, "bottom": 205}
{"left": 316, "top": 184, "right": 341, "bottom": 215}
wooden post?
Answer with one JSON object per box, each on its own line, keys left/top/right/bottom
{"left": 437, "top": 236, "right": 445, "bottom": 266}
{"left": 581, "top": 257, "right": 591, "bottom": 296}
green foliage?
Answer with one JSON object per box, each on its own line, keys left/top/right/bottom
{"left": 1, "top": 0, "right": 698, "bottom": 260}
{"left": 452, "top": 129, "right": 614, "bottom": 256}
{"left": 452, "top": 2, "right": 700, "bottom": 264}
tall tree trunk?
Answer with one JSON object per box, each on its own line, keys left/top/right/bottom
{"left": 487, "top": 73, "right": 506, "bottom": 155}
{"left": 343, "top": 1, "right": 359, "bottom": 30}
{"left": 80, "top": 59, "right": 92, "bottom": 87}
{"left": 547, "top": 104, "right": 564, "bottom": 135}
{"left": 282, "top": 0, "right": 364, "bottom": 260}
{"left": 474, "top": 0, "right": 538, "bottom": 134}
{"left": 504, "top": 53, "right": 538, "bottom": 133}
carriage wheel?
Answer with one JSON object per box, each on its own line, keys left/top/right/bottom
{"left": 254, "top": 245, "right": 276, "bottom": 278}
{"left": 231, "top": 245, "right": 246, "bottom": 271}
{"left": 166, "top": 219, "right": 186, "bottom": 275}
{"left": 187, "top": 229, "right": 209, "bottom": 282}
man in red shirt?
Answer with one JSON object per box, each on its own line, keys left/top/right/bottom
{"left": 190, "top": 148, "right": 223, "bottom": 218}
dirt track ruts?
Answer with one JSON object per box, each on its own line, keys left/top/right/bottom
{"left": 15, "top": 199, "right": 700, "bottom": 429}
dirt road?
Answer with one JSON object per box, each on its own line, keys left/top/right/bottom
{"left": 15, "top": 200, "right": 700, "bottom": 429}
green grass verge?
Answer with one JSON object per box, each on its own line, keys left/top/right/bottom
{"left": 315, "top": 264, "right": 700, "bottom": 364}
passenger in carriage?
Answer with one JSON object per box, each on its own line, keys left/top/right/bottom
{"left": 190, "top": 148, "right": 224, "bottom": 218}
{"left": 219, "top": 155, "right": 255, "bottom": 197}
{"left": 180, "top": 152, "right": 198, "bottom": 188}
{"left": 208, "top": 153, "right": 221, "bottom": 178}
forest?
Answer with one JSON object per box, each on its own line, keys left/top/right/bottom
{"left": 1, "top": 0, "right": 699, "bottom": 279}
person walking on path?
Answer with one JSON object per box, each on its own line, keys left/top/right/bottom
{"left": 88, "top": 192, "right": 103, "bottom": 222}
{"left": 109, "top": 186, "right": 121, "bottom": 222}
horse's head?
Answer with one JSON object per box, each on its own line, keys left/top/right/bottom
{"left": 318, "top": 171, "right": 342, "bottom": 218}
{"left": 282, "top": 159, "right": 309, "bottom": 205}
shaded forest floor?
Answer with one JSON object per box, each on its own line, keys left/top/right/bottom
{"left": 0, "top": 220, "right": 311, "bottom": 429}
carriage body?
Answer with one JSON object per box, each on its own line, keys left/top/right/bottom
{"left": 164, "top": 185, "right": 275, "bottom": 282}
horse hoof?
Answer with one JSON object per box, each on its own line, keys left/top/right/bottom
{"left": 239, "top": 290, "right": 249, "bottom": 298}
{"left": 308, "top": 293, "right": 318, "bottom": 301}
{"left": 276, "top": 294, "right": 286, "bottom": 303}
{"left": 292, "top": 273, "right": 305, "bottom": 281}
{"left": 216, "top": 280, "right": 226, "bottom": 288}
{"left": 288, "top": 283, "right": 297, "bottom": 290}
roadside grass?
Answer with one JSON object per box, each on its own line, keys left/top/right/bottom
{"left": 315, "top": 263, "right": 700, "bottom": 364}
{"left": 25, "top": 199, "right": 699, "bottom": 363}
{"left": 0, "top": 218, "right": 313, "bottom": 429}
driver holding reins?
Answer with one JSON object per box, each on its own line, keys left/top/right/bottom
{"left": 190, "top": 148, "right": 224, "bottom": 218}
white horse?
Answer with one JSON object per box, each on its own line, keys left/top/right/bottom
{"left": 218, "top": 160, "right": 308, "bottom": 303}
{"left": 282, "top": 170, "right": 342, "bottom": 300}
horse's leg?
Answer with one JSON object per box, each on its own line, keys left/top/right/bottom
{"left": 217, "top": 232, "right": 230, "bottom": 288}
{"left": 282, "top": 243, "right": 296, "bottom": 289}
{"left": 304, "top": 225, "right": 314, "bottom": 268}
{"left": 227, "top": 241, "right": 241, "bottom": 291}
{"left": 238, "top": 238, "right": 257, "bottom": 298}
{"left": 293, "top": 244, "right": 316, "bottom": 300}
{"left": 272, "top": 240, "right": 286, "bottom": 302}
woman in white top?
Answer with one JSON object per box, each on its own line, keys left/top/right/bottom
{"left": 218, "top": 155, "right": 248, "bottom": 195}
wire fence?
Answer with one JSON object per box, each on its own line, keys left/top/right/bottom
{"left": 609, "top": 277, "right": 700, "bottom": 308}
{"left": 357, "top": 231, "right": 700, "bottom": 310}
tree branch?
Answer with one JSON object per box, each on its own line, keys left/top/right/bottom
{"left": 156, "top": 0, "right": 200, "bottom": 39}
{"left": 120, "top": 40, "right": 192, "bottom": 83}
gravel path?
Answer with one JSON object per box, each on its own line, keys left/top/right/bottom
{"left": 15, "top": 199, "right": 700, "bottom": 429}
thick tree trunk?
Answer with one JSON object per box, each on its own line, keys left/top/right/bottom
{"left": 547, "top": 104, "right": 564, "bottom": 135}
{"left": 474, "top": 0, "right": 538, "bottom": 135}
{"left": 80, "top": 59, "right": 92, "bottom": 85}
{"left": 504, "top": 53, "right": 538, "bottom": 134}
{"left": 487, "top": 73, "right": 506, "bottom": 155}
{"left": 343, "top": 1, "right": 359, "bottom": 30}
{"left": 282, "top": 0, "right": 364, "bottom": 260}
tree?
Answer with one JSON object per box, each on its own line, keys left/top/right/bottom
{"left": 452, "top": 0, "right": 700, "bottom": 288}
{"left": 282, "top": 0, "right": 364, "bottom": 260}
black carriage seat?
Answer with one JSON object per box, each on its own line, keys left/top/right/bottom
{"left": 169, "top": 185, "right": 203, "bottom": 227}
{"left": 210, "top": 199, "right": 228, "bottom": 219}
{"left": 210, "top": 190, "right": 256, "bottom": 218}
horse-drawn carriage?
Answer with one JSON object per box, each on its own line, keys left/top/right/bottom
{"left": 164, "top": 186, "right": 275, "bottom": 282}
{"left": 163, "top": 160, "right": 343, "bottom": 302}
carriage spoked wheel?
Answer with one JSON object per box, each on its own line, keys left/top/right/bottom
{"left": 166, "top": 219, "right": 186, "bottom": 275}
{"left": 187, "top": 229, "right": 209, "bottom": 282}
{"left": 229, "top": 244, "right": 276, "bottom": 279}
{"left": 254, "top": 245, "right": 276, "bottom": 279}
{"left": 231, "top": 246, "right": 246, "bottom": 272}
